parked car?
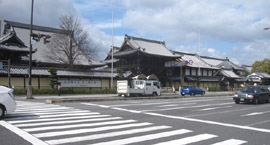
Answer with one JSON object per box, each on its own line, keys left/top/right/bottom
{"left": 233, "top": 85, "right": 270, "bottom": 104}
{"left": 0, "top": 86, "right": 16, "bottom": 119}
{"left": 181, "top": 86, "right": 205, "bottom": 96}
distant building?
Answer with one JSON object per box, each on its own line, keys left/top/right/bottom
{"left": 106, "top": 35, "right": 248, "bottom": 91}
{"left": 105, "top": 35, "right": 180, "bottom": 84}
{"left": 0, "top": 17, "right": 116, "bottom": 89}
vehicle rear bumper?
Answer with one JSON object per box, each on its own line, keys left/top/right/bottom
{"left": 233, "top": 97, "right": 253, "bottom": 103}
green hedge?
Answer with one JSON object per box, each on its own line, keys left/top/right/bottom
{"left": 14, "top": 88, "right": 117, "bottom": 95}
{"left": 207, "top": 87, "right": 223, "bottom": 92}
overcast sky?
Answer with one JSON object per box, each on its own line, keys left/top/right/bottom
{"left": 1, "top": 0, "right": 270, "bottom": 65}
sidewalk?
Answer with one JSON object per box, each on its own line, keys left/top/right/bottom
{"left": 15, "top": 91, "right": 235, "bottom": 104}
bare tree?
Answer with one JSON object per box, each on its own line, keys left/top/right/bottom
{"left": 47, "top": 15, "right": 98, "bottom": 67}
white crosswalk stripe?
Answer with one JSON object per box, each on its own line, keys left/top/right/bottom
{"left": 91, "top": 129, "right": 192, "bottom": 145}
{"left": 154, "top": 134, "right": 218, "bottom": 145}
{"left": 211, "top": 139, "right": 248, "bottom": 145}
{"left": 14, "top": 116, "right": 122, "bottom": 127}
{"left": 34, "top": 122, "right": 152, "bottom": 138}
{"left": 24, "top": 120, "right": 137, "bottom": 132}
{"left": 5, "top": 101, "right": 248, "bottom": 145}
{"left": 46, "top": 126, "right": 171, "bottom": 145}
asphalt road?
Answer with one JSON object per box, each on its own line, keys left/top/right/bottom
{"left": 1, "top": 95, "right": 270, "bottom": 145}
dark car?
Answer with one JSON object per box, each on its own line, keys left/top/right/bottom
{"left": 233, "top": 85, "right": 270, "bottom": 104}
{"left": 181, "top": 86, "right": 205, "bottom": 96}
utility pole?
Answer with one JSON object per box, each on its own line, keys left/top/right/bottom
{"left": 27, "top": 0, "right": 34, "bottom": 99}
{"left": 111, "top": 3, "right": 114, "bottom": 88}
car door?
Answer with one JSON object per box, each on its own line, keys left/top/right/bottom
{"left": 260, "top": 87, "right": 268, "bottom": 101}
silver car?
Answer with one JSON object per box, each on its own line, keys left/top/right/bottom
{"left": 0, "top": 86, "right": 16, "bottom": 119}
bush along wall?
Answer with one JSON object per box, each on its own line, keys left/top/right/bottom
{"left": 14, "top": 88, "right": 117, "bottom": 95}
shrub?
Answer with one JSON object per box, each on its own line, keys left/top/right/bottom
{"left": 13, "top": 88, "right": 117, "bottom": 95}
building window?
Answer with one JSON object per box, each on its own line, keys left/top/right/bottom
{"left": 185, "top": 68, "right": 190, "bottom": 76}
{"left": 192, "top": 68, "right": 196, "bottom": 76}
{"left": 208, "top": 70, "right": 212, "bottom": 76}
{"left": 203, "top": 69, "right": 207, "bottom": 76}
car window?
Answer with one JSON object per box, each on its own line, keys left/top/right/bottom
{"left": 242, "top": 86, "right": 255, "bottom": 93}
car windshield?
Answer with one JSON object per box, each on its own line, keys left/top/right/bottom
{"left": 241, "top": 86, "right": 256, "bottom": 93}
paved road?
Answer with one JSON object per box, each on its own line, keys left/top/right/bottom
{"left": 1, "top": 95, "right": 270, "bottom": 145}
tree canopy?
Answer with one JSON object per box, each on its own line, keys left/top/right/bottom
{"left": 251, "top": 58, "right": 270, "bottom": 74}
{"left": 47, "top": 15, "right": 98, "bottom": 67}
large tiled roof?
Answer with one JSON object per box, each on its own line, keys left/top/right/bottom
{"left": 5, "top": 20, "right": 105, "bottom": 67}
{"left": 220, "top": 70, "right": 241, "bottom": 78}
{"left": 0, "top": 44, "right": 29, "bottom": 52}
{"left": 123, "top": 35, "right": 180, "bottom": 58}
{"left": 168, "top": 52, "right": 219, "bottom": 69}
{"left": 0, "top": 32, "right": 29, "bottom": 52}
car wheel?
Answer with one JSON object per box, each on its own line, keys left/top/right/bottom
{"left": 190, "top": 92, "right": 195, "bottom": 96}
{"left": 235, "top": 100, "right": 240, "bottom": 104}
{"left": 267, "top": 97, "right": 270, "bottom": 103}
{"left": 201, "top": 92, "right": 205, "bottom": 96}
{"left": 181, "top": 94, "right": 185, "bottom": 96}
{"left": 253, "top": 98, "right": 259, "bottom": 105}
{"left": 0, "top": 105, "right": 5, "bottom": 119}
{"left": 152, "top": 92, "right": 157, "bottom": 97}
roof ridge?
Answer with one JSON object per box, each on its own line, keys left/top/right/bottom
{"left": 5, "top": 20, "right": 67, "bottom": 34}
{"left": 125, "top": 34, "right": 165, "bottom": 45}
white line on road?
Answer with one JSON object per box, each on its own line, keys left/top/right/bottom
{"left": 15, "top": 117, "right": 122, "bottom": 127}
{"left": 241, "top": 111, "right": 270, "bottom": 117}
{"left": 145, "top": 112, "right": 270, "bottom": 133}
{"left": 0, "top": 121, "right": 48, "bottom": 145}
{"left": 153, "top": 134, "right": 217, "bottom": 145}
{"left": 45, "top": 126, "right": 171, "bottom": 145}
{"left": 91, "top": 129, "right": 192, "bottom": 145}
{"left": 211, "top": 139, "right": 247, "bottom": 145}
{"left": 141, "top": 102, "right": 234, "bottom": 112}
{"left": 24, "top": 119, "right": 136, "bottom": 132}
{"left": 87, "top": 103, "right": 270, "bottom": 133}
{"left": 8, "top": 114, "right": 110, "bottom": 124}
{"left": 34, "top": 122, "right": 152, "bottom": 138}
{"left": 197, "top": 106, "right": 232, "bottom": 111}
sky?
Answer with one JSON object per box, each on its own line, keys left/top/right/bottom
{"left": 1, "top": 0, "right": 270, "bottom": 66}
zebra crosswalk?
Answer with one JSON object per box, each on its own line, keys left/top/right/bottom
{"left": 3, "top": 101, "right": 247, "bottom": 145}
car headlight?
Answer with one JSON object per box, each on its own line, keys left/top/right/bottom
{"left": 234, "top": 94, "right": 238, "bottom": 97}
{"left": 8, "top": 91, "right": 14, "bottom": 98}
{"left": 247, "top": 95, "right": 253, "bottom": 98}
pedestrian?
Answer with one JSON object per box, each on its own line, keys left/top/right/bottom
{"left": 58, "top": 84, "right": 61, "bottom": 96}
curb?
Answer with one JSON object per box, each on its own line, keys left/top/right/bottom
{"left": 45, "top": 93, "right": 234, "bottom": 104}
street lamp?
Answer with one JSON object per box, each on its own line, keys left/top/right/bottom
{"left": 27, "top": 0, "right": 34, "bottom": 99}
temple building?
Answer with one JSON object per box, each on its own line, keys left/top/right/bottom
{"left": 0, "top": 18, "right": 116, "bottom": 89}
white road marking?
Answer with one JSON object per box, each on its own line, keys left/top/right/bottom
{"left": 24, "top": 120, "right": 136, "bottom": 132}
{"left": 91, "top": 129, "right": 192, "bottom": 145}
{"left": 8, "top": 114, "right": 110, "bottom": 124}
{"left": 45, "top": 126, "right": 171, "bottom": 145}
{"left": 242, "top": 111, "right": 270, "bottom": 117}
{"left": 0, "top": 121, "right": 48, "bottom": 145}
{"left": 34, "top": 122, "right": 152, "bottom": 138}
{"left": 211, "top": 139, "right": 247, "bottom": 145}
{"left": 86, "top": 103, "right": 270, "bottom": 133}
{"left": 13, "top": 110, "right": 90, "bottom": 115}
{"left": 141, "top": 102, "right": 234, "bottom": 112}
{"left": 145, "top": 112, "right": 270, "bottom": 133}
{"left": 109, "top": 102, "right": 172, "bottom": 107}
{"left": 247, "top": 119, "right": 270, "bottom": 127}
{"left": 15, "top": 107, "right": 71, "bottom": 111}
{"left": 153, "top": 134, "right": 217, "bottom": 145}
{"left": 157, "top": 103, "right": 196, "bottom": 108}
{"left": 198, "top": 106, "right": 232, "bottom": 111}
{"left": 15, "top": 117, "right": 122, "bottom": 127}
